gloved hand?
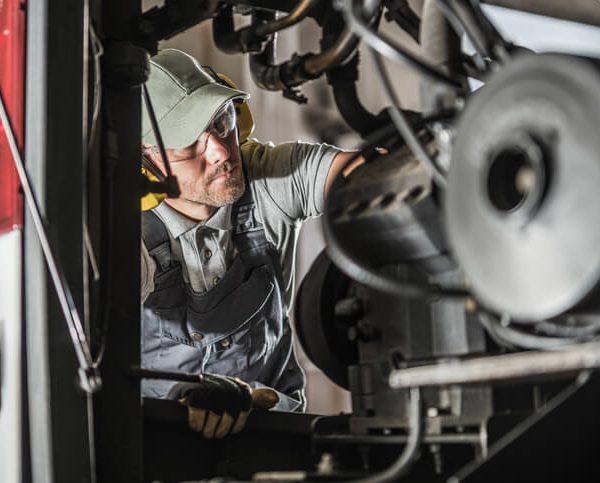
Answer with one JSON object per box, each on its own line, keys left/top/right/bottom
{"left": 167, "top": 374, "right": 279, "bottom": 438}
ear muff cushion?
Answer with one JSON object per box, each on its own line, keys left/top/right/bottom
{"left": 141, "top": 167, "right": 167, "bottom": 211}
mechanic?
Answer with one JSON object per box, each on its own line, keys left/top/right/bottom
{"left": 140, "top": 49, "right": 359, "bottom": 438}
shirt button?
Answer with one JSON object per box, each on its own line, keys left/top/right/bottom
{"left": 213, "top": 276, "right": 220, "bottom": 287}
{"left": 202, "top": 248, "right": 212, "bottom": 261}
{"left": 190, "top": 332, "right": 204, "bottom": 342}
{"left": 220, "top": 336, "right": 232, "bottom": 349}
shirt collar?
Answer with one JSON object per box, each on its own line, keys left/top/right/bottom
{"left": 154, "top": 202, "right": 233, "bottom": 239}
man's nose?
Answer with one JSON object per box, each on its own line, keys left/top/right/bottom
{"left": 203, "top": 132, "right": 231, "bottom": 165}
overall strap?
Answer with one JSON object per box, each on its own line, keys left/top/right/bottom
{"left": 231, "top": 183, "right": 268, "bottom": 252}
{"left": 142, "top": 210, "right": 173, "bottom": 271}
{"left": 231, "top": 183, "right": 287, "bottom": 309}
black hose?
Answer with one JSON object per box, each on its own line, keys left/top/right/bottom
{"left": 213, "top": 1, "right": 319, "bottom": 55}
{"left": 349, "top": 388, "right": 422, "bottom": 482}
{"left": 324, "top": 8, "right": 396, "bottom": 139}
{"left": 248, "top": 11, "right": 314, "bottom": 95}
{"left": 330, "top": 64, "right": 385, "bottom": 137}
{"left": 248, "top": 6, "right": 363, "bottom": 96}
{"left": 249, "top": 16, "right": 288, "bottom": 91}
{"left": 369, "top": 49, "right": 447, "bottom": 188}
{"left": 323, "top": 9, "right": 384, "bottom": 138}
{"left": 212, "top": 5, "right": 247, "bottom": 54}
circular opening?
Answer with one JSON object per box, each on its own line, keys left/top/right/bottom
{"left": 378, "top": 193, "right": 397, "bottom": 209}
{"left": 348, "top": 199, "right": 370, "bottom": 216}
{"left": 404, "top": 186, "right": 425, "bottom": 203}
{"left": 487, "top": 147, "right": 536, "bottom": 213}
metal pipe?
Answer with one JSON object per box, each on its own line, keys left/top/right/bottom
{"left": 388, "top": 341, "right": 600, "bottom": 389}
{"left": 315, "top": 433, "right": 482, "bottom": 445}
{"left": 253, "top": 0, "right": 317, "bottom": 37}
{"left": 420, "top": 0, "right": 465, "bottom": 114}
{"left": 349, "top": 388, "right": 422, "bottom": 483}
{"left": 304, "top": 27, "right": 359, "bottom": 76}
{"left": 219, "top": 0, "right": 300, "bottom": 14}
{"left": 483, "top": 0, "right": 600, "bottom": 27}
{"left": 249, "top": 14, "right": 361, "bottom": 93}
{"left": 249, "top": 18, "right": 288, "bottom": 91}
{"left": 214, "top": 0, "right": 318, "bottom": 54}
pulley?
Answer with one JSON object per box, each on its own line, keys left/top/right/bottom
{"left": 294, "top": 251, "right": 358, "bottom": 390}
{"left": 446, "top": 53, "right": 600, "bottom": 321}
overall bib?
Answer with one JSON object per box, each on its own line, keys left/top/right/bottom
{"left": 141, "top": 187, "right": 305, "bottom": 412}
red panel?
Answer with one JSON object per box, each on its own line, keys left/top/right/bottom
{"left": 0, "top": 0, "right": 26, "bottom": 234}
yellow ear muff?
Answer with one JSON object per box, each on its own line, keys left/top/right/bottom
{"left": 141, "top": 166, "right": 167, "bottom": 211}
{"left": 216, "top": 73, "right": 255, "bottom": 143}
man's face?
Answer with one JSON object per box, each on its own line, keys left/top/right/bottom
{"left": 145, "top": 102, "right": 245, "bottom": 208}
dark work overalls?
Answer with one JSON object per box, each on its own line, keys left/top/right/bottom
{"left": 141, "top": 187, "right": 306, "bottom": 412}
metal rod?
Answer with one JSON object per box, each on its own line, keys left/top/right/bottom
{"left": 0, "top": 88, "right": 101, "bottom": 393}
{"left": 303, "top": 27, "right": 359, "bottom": 76}
{"left": 129, "top": 367, "right": 202, "bottom": 383}
{"left": 315, "top": 432, "right": 481, "bottom": 445}
{"left": 142, "top": 83, "right": 173, "bottom": 179}
{"left": 388, "top": 342, "right": 600, "bottom": 389}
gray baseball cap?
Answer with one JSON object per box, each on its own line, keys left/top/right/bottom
{"left": 142, "top": 49, "right": 249, "bottom": 149}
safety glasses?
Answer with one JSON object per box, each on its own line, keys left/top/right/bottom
{"left": 206, "top": 101, "right": 237, "bottom": 140}
{"left": 142, "top": 101, "right": 237, "bottom": 166}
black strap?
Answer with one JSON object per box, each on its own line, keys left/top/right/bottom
{"left": 142, "top": 210, "right": 173, "bottom": 271}
{"left": 231, "top": 184, "right": 269, "bottom": 253}
{"left": 142, "top": 210, "right": 169, "bottom": 251}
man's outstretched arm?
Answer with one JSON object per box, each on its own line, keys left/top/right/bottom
{"left": 324, "top": 150, "right": 365, "bottom": 196}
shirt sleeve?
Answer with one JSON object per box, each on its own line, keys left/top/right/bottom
{"left": 242, "top": 140, "right": 341, "bottom": 224}
{"left": 141, "top": 240, "right": 156, "bottom": 303}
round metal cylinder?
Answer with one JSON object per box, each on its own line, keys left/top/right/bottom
{"left": 445, "top": 54, "right": 600, "bottom": 321}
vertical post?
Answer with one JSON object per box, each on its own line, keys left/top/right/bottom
{"left": 25, "top": 0, "right": 92, "bottom": 482}
{"left": 93, "top": 0, "right": 143, "bottom": 481}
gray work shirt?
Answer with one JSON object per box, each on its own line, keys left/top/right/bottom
{"left": 141, "top": 139, "right": 341, "bottom": 310}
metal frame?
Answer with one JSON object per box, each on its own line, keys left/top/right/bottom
{"left": 24, "top": 0, "right": 143, "bottom": 481}
{"left": 92, "top": 1, "right": 143, "bottom": 481}
{"left": 24, "top": 1, "right": 92, "bottom": 482}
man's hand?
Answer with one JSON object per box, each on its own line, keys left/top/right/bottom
{"left": 167, "top": 374, "right": 279, "bottom": 438}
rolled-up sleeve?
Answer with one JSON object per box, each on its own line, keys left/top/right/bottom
{"left": 242, "top": 140, "right": 341, "bottom": 224}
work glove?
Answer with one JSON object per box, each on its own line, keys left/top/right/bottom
{"left": 167, "top": 374, "right": 279, "bottom": 438}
